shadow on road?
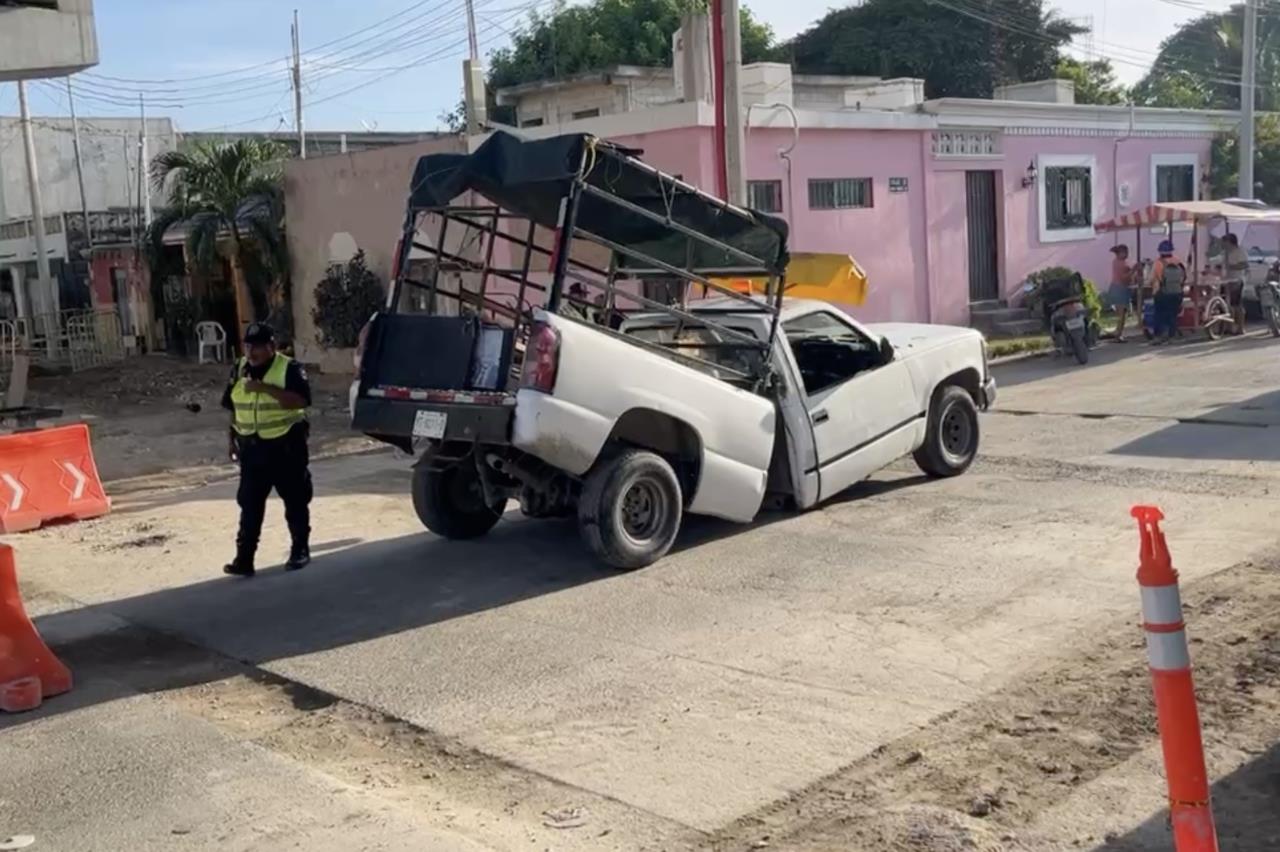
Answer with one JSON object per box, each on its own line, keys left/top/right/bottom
{"left": 1111, "top": 389, "right": 1280, "bottom": 463}
{"left": 1095, "top": 740, "right": 1280, "bottom": 851}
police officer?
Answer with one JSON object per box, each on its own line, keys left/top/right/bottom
{"left": 221, "top": 322, "right": 312, "bottom": 576}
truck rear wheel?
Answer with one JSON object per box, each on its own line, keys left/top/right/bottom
{"left": 578, "top": 449, "right": 683, "bottom": 570}
{"left": 913, "top": 385, "right": 980, "bottom": 478}
{"left": 412, "top": 464, "right": 506, "bottom": 540}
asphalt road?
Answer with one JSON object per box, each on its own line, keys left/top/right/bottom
{"left": 6, "top": 333, "right": 1280, "bottom": 850}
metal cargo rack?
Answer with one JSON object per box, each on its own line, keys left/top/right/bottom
{"left": 386, "top": 131, "right": 790, "bottom": 389}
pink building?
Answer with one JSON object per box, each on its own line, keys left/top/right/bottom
{"left": 488, "top": 44, "right": 1239, "bottom": 329}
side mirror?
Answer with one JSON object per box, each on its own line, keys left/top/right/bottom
{"left": 879, "top": 337, "right": 895, "bottom": 365}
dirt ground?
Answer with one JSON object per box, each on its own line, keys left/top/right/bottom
{"left": 22, "top": 355, "right": 377, "bottom": 486}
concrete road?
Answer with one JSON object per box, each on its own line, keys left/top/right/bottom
{"left": 6, "top": 334, "right": 1280, "bottom": 849}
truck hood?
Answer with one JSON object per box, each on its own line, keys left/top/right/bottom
{"left": 867, "top": 322, "right": 983, "bottom": 355}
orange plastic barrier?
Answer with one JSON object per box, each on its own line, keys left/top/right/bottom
{"left": 1131, "top": 506, "right": 1219, "bottom": 852}
{"left": 0, "top": 544, "right": 72, "bottom": 712}
{"left": 0, "top": 423, "right": 110, "bottom": 534}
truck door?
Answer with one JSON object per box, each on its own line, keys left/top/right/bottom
{"left": 783, "top": 311, "right": 921, "bottom": 502}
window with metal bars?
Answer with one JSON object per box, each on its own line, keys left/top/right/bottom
{"left": 747, "top": 180, "right": 783, "bottom": 213}
{"left": 1044, "top": 166, "right": 1092, "bottom": 230}
{"left": 1156, "top": 164, "right": 1195, "bottom": 203}
{"left": 808, "top": 178, "right": 873, "bottom": 210}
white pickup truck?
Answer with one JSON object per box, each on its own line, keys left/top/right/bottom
{"left": 353, "top": 132, "right": 994, "bottom": 569}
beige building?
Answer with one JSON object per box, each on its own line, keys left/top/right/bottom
{"left": 283, "top": 134, "right": 464, "bottom": 373}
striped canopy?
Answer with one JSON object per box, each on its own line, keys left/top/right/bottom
{"left": 1093, "top": 204, "right": 1196, "bottom": 233}
{"left": 1095, "top": 200, "right": 1280, "bottom": 233}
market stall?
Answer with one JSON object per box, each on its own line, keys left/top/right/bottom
{"left": 1094, "top": 200, "right": 1280, "bottom": 340}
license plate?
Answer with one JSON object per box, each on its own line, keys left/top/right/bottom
{"left": 412, "top": 410, "right": 447, "bottom": 439}
{"left": 1065, "top": 317, "right": 1085, "bottom": 331}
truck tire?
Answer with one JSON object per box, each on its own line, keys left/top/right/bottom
{"left": 412, "top": 464, "right": 505, "bottom": 540}
{"left": 578, "top": 449, "right": 683, "bottom": 570}
{"left": 913, "top": 385, "right": 980, "bottom": 478}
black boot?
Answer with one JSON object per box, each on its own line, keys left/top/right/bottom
{"left": 286, "top": 542, "right": 310, "bottom": 572}
{"left": 223, "top": 543, "right": 256, "bottom": 577}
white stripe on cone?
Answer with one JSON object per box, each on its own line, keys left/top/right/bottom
{"left": 1146, "top": 629, "right": 1192, "bottom": 671}
{"left": 1141, "top": 584, "right": 1184, "bottom": 626}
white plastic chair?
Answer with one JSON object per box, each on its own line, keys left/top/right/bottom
{"left": 196, "top": 321, "right": 227, "bottom": 364}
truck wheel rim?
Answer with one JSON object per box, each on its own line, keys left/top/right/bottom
{"left": 621, "top": 478, "right": 664, "bottom": 542}
{"left": 941, "top": 403, "right": 973, "bottom": 460}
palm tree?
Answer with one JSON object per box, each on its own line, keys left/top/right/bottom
{"left": 148, "top": 138, "right": 288, "bottom": 334}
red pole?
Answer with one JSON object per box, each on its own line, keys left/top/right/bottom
{"left": 710, "top": 0, "right": 728, "bottom": 200}
{"left": 1131, "top": 506, "right": 1219, "bottom": 852}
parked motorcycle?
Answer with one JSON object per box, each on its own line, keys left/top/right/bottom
{"left": 1260, "top": 259, "right": 1280, "bottom": 338}
{"left": 1023, "top": 273, "right": 1098, "bottom": 365}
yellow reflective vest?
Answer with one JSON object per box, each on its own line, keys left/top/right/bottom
{"left": 230, "top": 354, "right": 307, "bottom": 440}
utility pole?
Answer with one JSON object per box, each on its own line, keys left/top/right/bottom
{"left": 464, "top": 0, "right": 479, "bottom": 62}
{"left": 139, "top": 93, "right": 152, "bottom": 228}
{"left": 66, "top": 77, "right": 93, "bottom": 248}
{"left": 292, "top": 9, "right": 307, "bottom": 159}
{"left": 721, "top": 0, "right": 746, "bottom": 206}
{"left": 1240, "top": 0, "right": 1258, "bottom": 198}
{"left": 16, "top": 80, "right": 55, "bottom": 321}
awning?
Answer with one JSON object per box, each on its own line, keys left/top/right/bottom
{"left": 1095, "top": 200, "right": 1280, "bottom": 232}
{"left": 711, "top": 253, "right": 869, "bottom": 306}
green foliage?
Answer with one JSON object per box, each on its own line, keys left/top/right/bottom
{"left": 776, "top": 0, "right": 1084, "bottom": 98}
{"left": 1212, "top": 114, "right": 1280, "bottom": 202}
{"left": 147, "top": 138, "right": 288, "bottom": 321}
{"left": 487, "top": 0, "right": 774, "bottom": 92}
{"left": 312, "top": 250, "right": 385, "bottom": 349}
{"left": 1023, "top": 266, "right": 1102, "bottom": 323}
{"left": 1054, "top": 57, "right": 1127, "bottom": 106}
{"left": 1133, "top": 5, "right": 1280, "bottom": 110}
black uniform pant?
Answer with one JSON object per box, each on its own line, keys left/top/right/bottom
{"left": 235, "top": 433, "right": 312, "bottom": 555}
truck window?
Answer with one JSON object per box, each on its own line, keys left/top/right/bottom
{"left": 784, "top": 312, "right": 882, "bottom": 395}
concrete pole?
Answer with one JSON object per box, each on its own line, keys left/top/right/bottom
{"left": 721, "top": 0, "right": 746, "bottom": 206}
{"left": 66, "top": 77, "right": 93, "bottom": 248}
{"left": 292, "top": 10, "right": 307, "bottom": 159}
{"left": 16, "top": 81, "right": 56, "bottom": 321}
{"left": 464, "top": 0, "right": 479, "bottom": 62}
{"left": 1240, "top": 0, "right": 1258, "bottom": 198}
{"left": 139, "top": 94, "right": 152, "bottom": 228}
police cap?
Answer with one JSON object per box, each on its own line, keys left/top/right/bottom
{"left": 243, "top": 322, "right": 275, "bottom": 345}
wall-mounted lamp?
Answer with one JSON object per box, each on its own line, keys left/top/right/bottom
{"left": 1022, "top": 161, "right": 1038, "bottom": 189}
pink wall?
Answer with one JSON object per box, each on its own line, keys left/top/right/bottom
{"left": 511, "top": 123, "right": 1214, "bottom": 329}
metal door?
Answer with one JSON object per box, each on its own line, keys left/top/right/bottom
{"left": 966, "top": 171, "right": 999, "bottom": 302}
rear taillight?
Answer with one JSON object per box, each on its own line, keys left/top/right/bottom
{"left": 522, "top": 321, "right": 561, "bottom": 393}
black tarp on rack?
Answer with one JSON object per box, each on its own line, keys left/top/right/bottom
{"left": 407, "top": 131, "right": 789, "bottom": 276}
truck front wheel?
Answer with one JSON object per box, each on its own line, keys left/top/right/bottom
{"left": 578, "top": 449, "right": 683, "bottom": 570}
{"left": 913, "top": 385, "right": 980, "bottom": 478}
{"left": 412, "top": 464, "right": 506, "bottom": 540}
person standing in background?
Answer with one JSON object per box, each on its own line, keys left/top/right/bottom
{"left": 1150, "top": 241, "right": 1187, "bottom": 345}
{"left": 1106, "top": 244, "right": 1136, "bottom": 342}
{"left": 1218, "top": 233, "right": 1250, "bottom": 335}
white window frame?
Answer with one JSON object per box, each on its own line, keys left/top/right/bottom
{"left": 1151, "top": 153, "right": 1200, "bottom": 232}
{"left": 1037, "top": 154, "right": 1098, "bottom": 244}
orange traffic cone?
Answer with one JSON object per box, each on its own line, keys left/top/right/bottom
{"left": 0, "top": 543, "right": 72, "bottom": 712}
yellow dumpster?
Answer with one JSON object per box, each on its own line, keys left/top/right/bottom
{"left": 712, "top": 253, "right": 868, "bottom": 306}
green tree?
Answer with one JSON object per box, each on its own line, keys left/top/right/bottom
{"left": 1055, "top": 57, "right": 1127, "bottom": 105}
{"left": 1212, "top": 114, "right": 1280, "bottom": 202}
{"left": 1133, "top": 4, "right": 1280, "bottom": 110}
{"left": 776, "top": 0, "right": 1085, "bottom": 99}
{"left": 148, "top": 139, "right": 288, "bottom": 329}
{"left": 486, "top": 0, "right": 774, "bottom": 92}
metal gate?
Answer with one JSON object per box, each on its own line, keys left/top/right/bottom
{"left": 966, "top": 171, "right": 999, "bottom": 302}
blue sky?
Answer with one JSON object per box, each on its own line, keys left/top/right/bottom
{"left": 3, "top": 0, "right": 1207, "bottom": 132}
